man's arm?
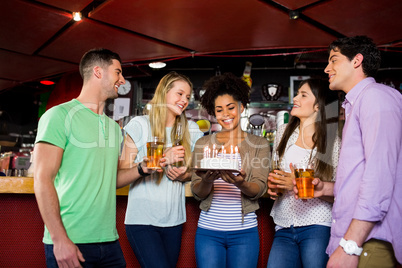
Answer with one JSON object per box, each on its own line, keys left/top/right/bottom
{"left": 117, "top": 134, "right": 151, "bottom": 188}
{"left": 327, "top": 219, "right": 375, "bottom": 268}
{"left": 34, "top": 142, "right": 84, "bottom": 267}
{"left": 117, "top": 134, "right": 187, "bottom": 188}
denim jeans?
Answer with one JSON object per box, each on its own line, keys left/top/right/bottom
{"left": 267, "top": 225, "right": 330, "bottom": 268}
{"left": 195, "top": 226, "right": 260, "bottom": 268}
{"left": 45, "top": 240, "right": 126, "bottom": 268}
{"left": 125, "top": 224, "right": 183, "bottom": 268}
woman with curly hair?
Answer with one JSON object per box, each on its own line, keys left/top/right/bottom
{"left": 191, "top": 72, "right": 270, "bottom": 268}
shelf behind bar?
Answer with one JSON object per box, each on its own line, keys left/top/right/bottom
{"left": 248, "top": 101, "right": 292, "bottom": 109}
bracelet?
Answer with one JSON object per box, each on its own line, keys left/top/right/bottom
{"left": 137, "top": 163, "right": 150, "bottom": 177}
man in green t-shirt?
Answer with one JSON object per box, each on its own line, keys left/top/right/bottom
{"left": 34, "top": 48, "right": 128, "bottom": 268}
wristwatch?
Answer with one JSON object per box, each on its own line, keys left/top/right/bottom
{"left": 137, "top": 162, "right": 150, "bottom": 177}
{"left": 339, "top": 238, "right": 363, "bottom": 256}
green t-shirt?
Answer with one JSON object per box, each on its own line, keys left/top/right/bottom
{"left": 35, "top": 99, "right": 123, "bottom": 244}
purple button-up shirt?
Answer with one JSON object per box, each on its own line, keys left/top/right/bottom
{"left": 326, "top": 78, "right": 402, "bottom": 263}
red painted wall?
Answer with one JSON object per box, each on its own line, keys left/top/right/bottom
{"left": 0, "top": 194, "right": 275, "bottom": 267}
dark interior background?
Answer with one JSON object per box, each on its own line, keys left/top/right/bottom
{"left": 1, "top": 0, "right": 402, "bottom": 147}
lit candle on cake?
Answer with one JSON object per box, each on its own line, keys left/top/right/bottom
{"left": 235, "top": 146, "right": 239, "bottom": 164}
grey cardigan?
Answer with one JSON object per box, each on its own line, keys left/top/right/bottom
{"left": 191, "top": 133, "right": 270, "bottom": 217}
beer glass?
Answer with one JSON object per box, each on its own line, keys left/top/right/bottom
{"left": 146, "top": 136, "right": 164, "bottom": 169}
{"left": 294, "top": 163, "right": 314, "bottom": 199}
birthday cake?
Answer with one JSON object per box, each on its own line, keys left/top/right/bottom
{"left": 200, "top": 145, "right": 240, "bottom": 170}
{"left": 200, "top": 157, "right": 239, "bottom": 170}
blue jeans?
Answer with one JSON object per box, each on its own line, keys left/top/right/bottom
{"left": 195, "top": 227, "right": 260, "bottom": 268}
{"left": 267, "top": 225, "right": 330, "bottom": 268}
{"left": 45, "top": 240, "right": 126, "bottom": 268}
{"left": 125, "top": 224, "right": 183, "bottom": 268}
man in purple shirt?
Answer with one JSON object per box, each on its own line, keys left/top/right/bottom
{"left": 312, "top": 36, "right": 402, "bottom": 267}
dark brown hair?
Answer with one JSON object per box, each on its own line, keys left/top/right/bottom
{"left": 79, "top": 48, "right": 122, "bottom": 82}
{"left": 277, "top": 78, "right": 339, "bottom": 181}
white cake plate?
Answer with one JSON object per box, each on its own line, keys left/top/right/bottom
{"left": 192, "top": 167, "right": 240, "bottom": 173}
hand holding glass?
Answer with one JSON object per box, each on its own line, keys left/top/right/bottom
{"left": 294, "top": 163, "right": 314, "bottom": 199}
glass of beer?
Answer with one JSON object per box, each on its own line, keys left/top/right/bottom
{"left": 147, "top": 136, "right": 164, "bottom": 169}
{"left": 294, "top": 163, "right": 314, "bottom": 199}
{"left": 271, "top": 151, "right": 284, "bottom": 196}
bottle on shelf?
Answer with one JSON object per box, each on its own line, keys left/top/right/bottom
{"left": 241, "top": 61, "right": 253, "bottom": 88}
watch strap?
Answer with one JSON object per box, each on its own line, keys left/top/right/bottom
{"left": 137, "top": 162, "right": 150, "bottom": 177}
{"left": 339, "top": 238, "right": 363, "bottom": 256}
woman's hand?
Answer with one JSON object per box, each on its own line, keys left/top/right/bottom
{"left": 268, "top": 169, "right": 294, "bottom": 191}
{"left": 267, "top": 177, "right": 280, "bottom": 200}
{"left": 166, "top": 166, "right": 188, "bottom": 182}
{"left": 268, "top": 163, "right": 296, "bottom": 200}
{"left": 162, "top": 146, "right": 185, "bottom": 165}
{"left": 195, "top": 169, "right": 220, "bottom": 183}
{"left": 220, "top": 169, "right": 246, "bottom": 187}
{"left": 220, "top": 169, "right": 260, "bottom": 198}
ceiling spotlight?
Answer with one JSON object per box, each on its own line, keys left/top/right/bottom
{"left": 149, "top": 62, "right": 166, "bottom": 69}
{"left": 72, "top": 12, "right": 82, "bottom": 21}
{"left": 289, "top": 10, "right": 300, "bottom": 20}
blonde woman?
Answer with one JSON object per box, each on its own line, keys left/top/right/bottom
{"left": 118, "top": 72, "right": 203, "bottom": 268}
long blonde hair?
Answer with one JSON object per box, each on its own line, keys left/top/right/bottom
{"left": 146, "top": 71, "right": 193, "bottom": 169}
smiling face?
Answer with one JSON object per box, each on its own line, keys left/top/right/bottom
{"left": 214, "top": 94, "right": 244, "bottom": 131}
{"left": 165, "top": 80, "right": 191, "bottom": 117}
{"left": 291, "top": 83, "right": 318, "bottom": 121}
{"left": 101, "top": 59, "right": 125, "bottom": 99}
{"left": 324, "top": 49, "right": 356, "bottom": 93}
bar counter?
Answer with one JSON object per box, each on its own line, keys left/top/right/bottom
{"left": 0, "top": 176, "right": 193, "bottom": 196}
{"left": 0, "top": 176, "right": 276, "bottom": 267}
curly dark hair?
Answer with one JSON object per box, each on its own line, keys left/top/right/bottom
{"left": 329, "top": 36, "right": 381, "bottom": 77}
{"left": 200, "top": 72, "right": 250, "bottom": 116}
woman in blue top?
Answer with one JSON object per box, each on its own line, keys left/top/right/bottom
{"left": 118, "top": 72, "right": 203, "bottom": 268}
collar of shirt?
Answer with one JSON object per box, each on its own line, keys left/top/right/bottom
{"left": 342, "top": 77, "right": 375, "bottom": 119}
{"left": 344, "top": 77, "right": 375, "bottom": 107}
